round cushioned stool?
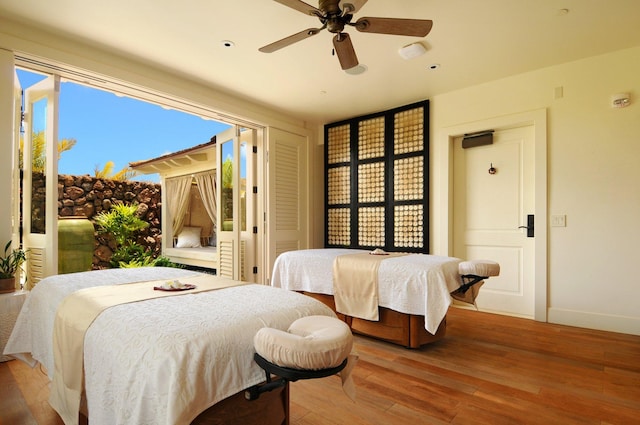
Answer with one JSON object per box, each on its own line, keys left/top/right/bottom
{"left": 459, "top": 259, "right": 500, "bottom": 280}
{"left": 247, "top": 315, "right": 353, "bottom": 400}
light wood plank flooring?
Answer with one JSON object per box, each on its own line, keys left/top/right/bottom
{"left": 1, "top": 307, "right": 639, "bottom": 424}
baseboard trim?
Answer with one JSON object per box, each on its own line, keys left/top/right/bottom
{"left": 548, "top": 307, "right": 640, "bottom": 336}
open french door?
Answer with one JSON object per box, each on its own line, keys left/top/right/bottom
{"left": 216, "top": 126, "right": 257, "bottom": 281}
{"left": 21, "top": 75, "right": 60, "bottom": 287}
{"left": 11, "top": 72, "right": 22, "bottom": 254}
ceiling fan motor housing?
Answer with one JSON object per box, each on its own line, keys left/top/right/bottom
{"left": 327, "top": 17, "right": 347, "bottom": 33}
{"left": 319, "top": 0, "right": 342, "bottom": 16}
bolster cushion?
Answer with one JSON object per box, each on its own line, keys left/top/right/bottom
{"left": 459, "top": 260, "right": 500, "bottom": 277}
{"left": 254, "top": 315, "right": 353, "bottom": 370}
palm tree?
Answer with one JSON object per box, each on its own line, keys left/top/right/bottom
{"left": 21, "top": 130, "right": 136, "bottom": 181}
{"left": 93, "top": 161, "right": 138, "bottom": 181}
{"left": 19, "top": 130, "right": 76, "bottom": 171}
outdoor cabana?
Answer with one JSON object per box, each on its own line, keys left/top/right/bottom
{"left": 130, "top": 139, "right": 217, "bottom": 269}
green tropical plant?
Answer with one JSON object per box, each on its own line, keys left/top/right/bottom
{"left": 151, "top": 256, "right": 183, "bottom": 268}
{"left": 119, "top": 255, "right": 183, "bottom": 269}
{"left": 94, "top": 203, "right": 149, "bottom": 247}
{"left": 94, "top": 203, "right": 181, "bottom": 269}
{"left": 94, "top": 203, "right": 150, "bottom": 268}
{"left": 0, "top": 240, "right": 27, "bottom": 279}
{"left": 110, "top": 244, "right": 148, "bottom": 268}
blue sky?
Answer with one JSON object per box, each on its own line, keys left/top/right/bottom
{"left": 17, "top": 69, "right": 230, "bottom": 182}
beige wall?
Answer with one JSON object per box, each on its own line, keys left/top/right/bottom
{"left": 308, "top": 47, "right": 640, "bottom": 335}
{"left": 430, "top": 46, "right": 640, "bottom": 334}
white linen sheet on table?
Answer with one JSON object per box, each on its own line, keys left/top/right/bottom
{"left": 271, "top": 248, "right": 463, "bottom": 335}
{"left": 4, "top": 267, "right": 335, "bottom": 425}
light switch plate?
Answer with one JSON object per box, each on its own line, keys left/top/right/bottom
{"left": 551, "top": 215, "right": 566, "bottom": 227}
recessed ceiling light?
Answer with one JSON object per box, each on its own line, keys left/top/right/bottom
{"left": 428, "top": 63, "right": 440, "bottom": 70}
{"left": 221, "top": 40, "right": 235, "bottom": 48}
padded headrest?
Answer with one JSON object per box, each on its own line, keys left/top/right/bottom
{"left": 459, "top": 260, "right": 500, "bottom": 277}
{"left": 254, "top": 315, "right": 353, "bottom": 371}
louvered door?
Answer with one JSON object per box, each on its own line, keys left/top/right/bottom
{"left": 265, "top": 128, "right": 308, "bottom": 283}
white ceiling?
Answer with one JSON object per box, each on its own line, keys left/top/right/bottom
{"left": 2, "top": 0, "right": 640, "bottom": 124}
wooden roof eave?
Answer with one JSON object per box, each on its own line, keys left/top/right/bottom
{"left": 130, "top": 143, "right": 215, "bottom": 175}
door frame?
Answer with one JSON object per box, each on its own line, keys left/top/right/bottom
{"left": 435, "top": 108, "right": 548, "bottom": 321}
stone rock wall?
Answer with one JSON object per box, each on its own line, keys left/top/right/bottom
{"left": 30, "top": 173, "right": 162, "bottom": 269}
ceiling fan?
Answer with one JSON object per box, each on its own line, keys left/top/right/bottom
{"left": 259, "top": 0, "right": 433, "bottom": 70}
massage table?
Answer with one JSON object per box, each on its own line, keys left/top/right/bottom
{"left": 271, "top": 249, "right": 499, "bottom": 348}
{"left": 3, "top": 267, "right": 338, "bottom": 425}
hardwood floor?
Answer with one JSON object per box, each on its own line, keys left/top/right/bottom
{"left": 1, "top": 307, "right": 639, "bottom": 424}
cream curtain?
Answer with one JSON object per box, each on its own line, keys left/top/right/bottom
{"left": 165, "top": 175, "right": 192, "bottom": 237}
{"left": 194, "top": 171, "right": 217, "bottom": 240}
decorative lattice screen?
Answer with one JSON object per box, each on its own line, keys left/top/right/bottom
{"left": 324, "top": 100, "right": 429, "bottom": 253}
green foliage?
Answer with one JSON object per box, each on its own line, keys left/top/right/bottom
{"left": 118, "top": 254, "right": 157, "bottom": 268}
{"left": 0, "top": 241, "right": 27, "bottom": 279}
{"left": 19, "top": 130, "right": 76, "bottom": 172}
{"left": 94, "top": 203, "right": 181, "bottom": 269}
{"left": 110, "top": 243, "right": 147, "bottom": 268}
{"left": 94, "top": 203, "right": 149, "bottom": 248}
{"left": 222, "top": 157, "right": 233, "bottom": 189}
{"left": 119, "top": 255, "right": 183, "bottom": 269}
{"left": 151, "top": 256, "right": 184, "bottom": 268}
{"left": 94, "top": 161, "right": 138, "bottom": 181}
{"left": 94, "top": 203, "right": 150, "bottom": 268}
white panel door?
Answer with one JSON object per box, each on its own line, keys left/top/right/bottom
{"left": 453, "top": 125, "right": 535, "bottom": 318}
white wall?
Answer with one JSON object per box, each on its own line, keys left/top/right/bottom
{"left": 430, "top": 46, "right": 640, "bottom": 335}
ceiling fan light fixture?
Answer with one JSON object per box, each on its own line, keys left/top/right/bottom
{"left": 398, "top": 42, "right": 426, "bottom": 60}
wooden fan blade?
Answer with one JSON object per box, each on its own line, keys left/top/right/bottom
{"left": 273, "top": 0, "right": 321, "bottom": 16}
{"left": 333, "top": 33, "right": 359, "bottom": 70}
{"left": 259, "top": 27, "right": 323, "bottom": 53}
{"left": 341, "top": 0, "right": 368, "bottom": 14}
{"left": 354, "top": 17, "right": 433, "bottom": 37}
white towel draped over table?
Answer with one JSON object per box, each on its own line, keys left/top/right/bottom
{"left": 4, "top": 267, "right": 335, "bottom": 425}
{"left": 271, "top": 249, "right": 463, "bottom": 334}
